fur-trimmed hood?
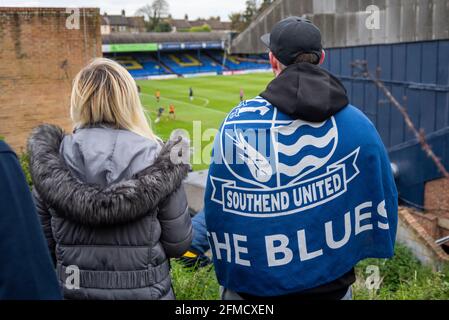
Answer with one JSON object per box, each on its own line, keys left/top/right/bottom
{"left": 27, "top": 124, "right": 190, "bottom": 226}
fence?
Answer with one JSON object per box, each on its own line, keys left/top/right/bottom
{"left": 323, "top": 39, "right": 449, "bottom": 206}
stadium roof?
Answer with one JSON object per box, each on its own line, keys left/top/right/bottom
{"left": 102, "top": 32, "right": 229, "bottom": 45}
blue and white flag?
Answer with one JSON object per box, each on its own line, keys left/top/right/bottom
{"left": 204, "top": 97, "right": 398, "bottom": 296}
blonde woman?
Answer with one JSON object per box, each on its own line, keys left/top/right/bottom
{"left": 27, "top": 58, "right": 192, "bottom": 300}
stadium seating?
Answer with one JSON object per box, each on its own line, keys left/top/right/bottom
{"left": 114, "top": 56, "right": 143, "bottom": 70}
{"left": 207, "top": 52, "right": 270, "bottom": 71}
{"left": 106, "top": 51, "right": 269, "bottom": 78}
{"left": 108, "top": 54, "right": 170, "bottom": 78}
{"left": 160, "top": 51, "right": 223, "bottom": 75}
{"left": 169, "top": 53, "right": 201, "bottom": 67}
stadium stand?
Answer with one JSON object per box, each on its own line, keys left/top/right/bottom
{"left": 160, "top": 51, "right": 222, "bottom": 75}
{"left": 114, "top": 56, "right": 143, "bottom": 70}
{"left": 102, "top": 32, "right": 270, "bottom": 78}
{"left": 107, "top": 53, "right": 170, "bottom": 78}
{"left": 107, "top": 52, "right": 269, "bottom": 77}
{"left": 206, "top": 51, "right": 270, "bottom": 72}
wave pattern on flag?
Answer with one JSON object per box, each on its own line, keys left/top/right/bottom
{"left": 274, "top": 117, "right": 338, "bottom": 182}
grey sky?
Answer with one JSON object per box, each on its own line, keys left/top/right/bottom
{"left": 0, "top": 0, "right": 247, "bottom": 21}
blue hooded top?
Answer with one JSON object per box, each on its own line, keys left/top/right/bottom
{"left": 204, "top": 63, "right": 398, "bottom": 296}
{"left": 0, "top": 141, "right": 61, "bottom": 300}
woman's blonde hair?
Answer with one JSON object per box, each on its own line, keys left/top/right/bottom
{"left": 70, "top": 57, "right": 158, "bottom": 141}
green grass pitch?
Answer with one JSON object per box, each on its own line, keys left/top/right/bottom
{"left": 137, "top": 72, "right": 274, "bottom": 170}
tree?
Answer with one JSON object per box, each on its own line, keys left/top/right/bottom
{"left": 152, "top": 0, "right": 169, "bottom": 17}
{"left": 136, "top": 4, "right": 152, "bottom": 26}
{"left": 229, "top": 12, "right": 246, "bottom": 32}
{"left": 154, "top": 21, "right": 172, "bottom": 32}
{"left": 243, "top": 0, "right": 258, "bottom": 22}
{"left": 230, "top": 1, "right": 261, "bottom": 33}
{"left": 136, "top": 0, "right": 170, "bottom": 31}
{"left": 258, "top": 0, "right": 273, "bottom": 13}
{"left": 229, "top": 0, "right": 274, "bottom": 33}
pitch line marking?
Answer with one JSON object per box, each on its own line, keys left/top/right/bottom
{"left": 140, "top": 93, "right": 225, "bottom": 115}
{"left": 195, "top": 96, "right": 210, "bottom": 107}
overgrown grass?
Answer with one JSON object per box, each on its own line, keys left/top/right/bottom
{"left": 353, "top": 245, "right": 449, "bottom": 300}
{"left": 171, "top": 245, "right": 449, "bottom": 300}
{"left": 171, "top": 262, "right": 220, "bottom": 300}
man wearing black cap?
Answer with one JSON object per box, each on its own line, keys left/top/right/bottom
{"left": 204, "top": 17, "right": 398, "bottom": 300}
{"left": 259, "top": 16, "right": 348, "bottom": 121}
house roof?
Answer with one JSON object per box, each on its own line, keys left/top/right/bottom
{"left": 127, "top": 16, "right": 145, "bottom": 29}
{"left": 169, "top": 19, "right": 191, "bottom": 30}
{"left": 102, "top": 15, "right": 128, "bottom": 26}
{"left": 207, "top": 20, "right": 231, "bottom": 31}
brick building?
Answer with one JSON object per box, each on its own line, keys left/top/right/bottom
{"left": 100, "top": 10, "right": 146, "bottom": 35}
{"left": 0, "top": 7, "right": 102, "bottom": 152}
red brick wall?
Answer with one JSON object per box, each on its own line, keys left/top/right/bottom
{"left": 398, "top": 208, "right": 449, "bottom": 269}
{"left": 408, "top": 211, "right": 440, "bottom": 239}
{"left": 0, "top": 7, "right": 102, "bottom": 152}
{"left": 423, "top": 178, "right": 449, "bottom": 240}
{"left": 424, "top": 178, "right": 449, "bottom": 213}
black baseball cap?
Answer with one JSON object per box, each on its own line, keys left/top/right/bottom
{"left": 261, "top": 16, "right": 323, "bottom": 66}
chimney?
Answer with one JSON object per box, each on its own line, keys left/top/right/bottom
{"left": 184, "top": 14, "right": 188, "bottom": 21}
{"left": 121, "top": 9, "right": 126, "bottom": 16}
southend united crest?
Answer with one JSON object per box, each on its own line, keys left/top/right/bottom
{"left": 210, "top": 97, "right": 360, "bottom": 218}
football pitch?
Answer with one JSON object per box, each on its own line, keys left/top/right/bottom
{"left": 137, "top": 72, "right": 274, "bottom": 170}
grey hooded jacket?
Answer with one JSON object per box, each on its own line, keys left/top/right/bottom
{"left": 27, "top": 124, "right": 193, "bottom": 300}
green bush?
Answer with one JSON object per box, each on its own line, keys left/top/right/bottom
{"left": 189, "top": 24, "right": 211, "bottom": 32}
{"left": 154, "top": 21, "right": 172, "bottom": 32}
